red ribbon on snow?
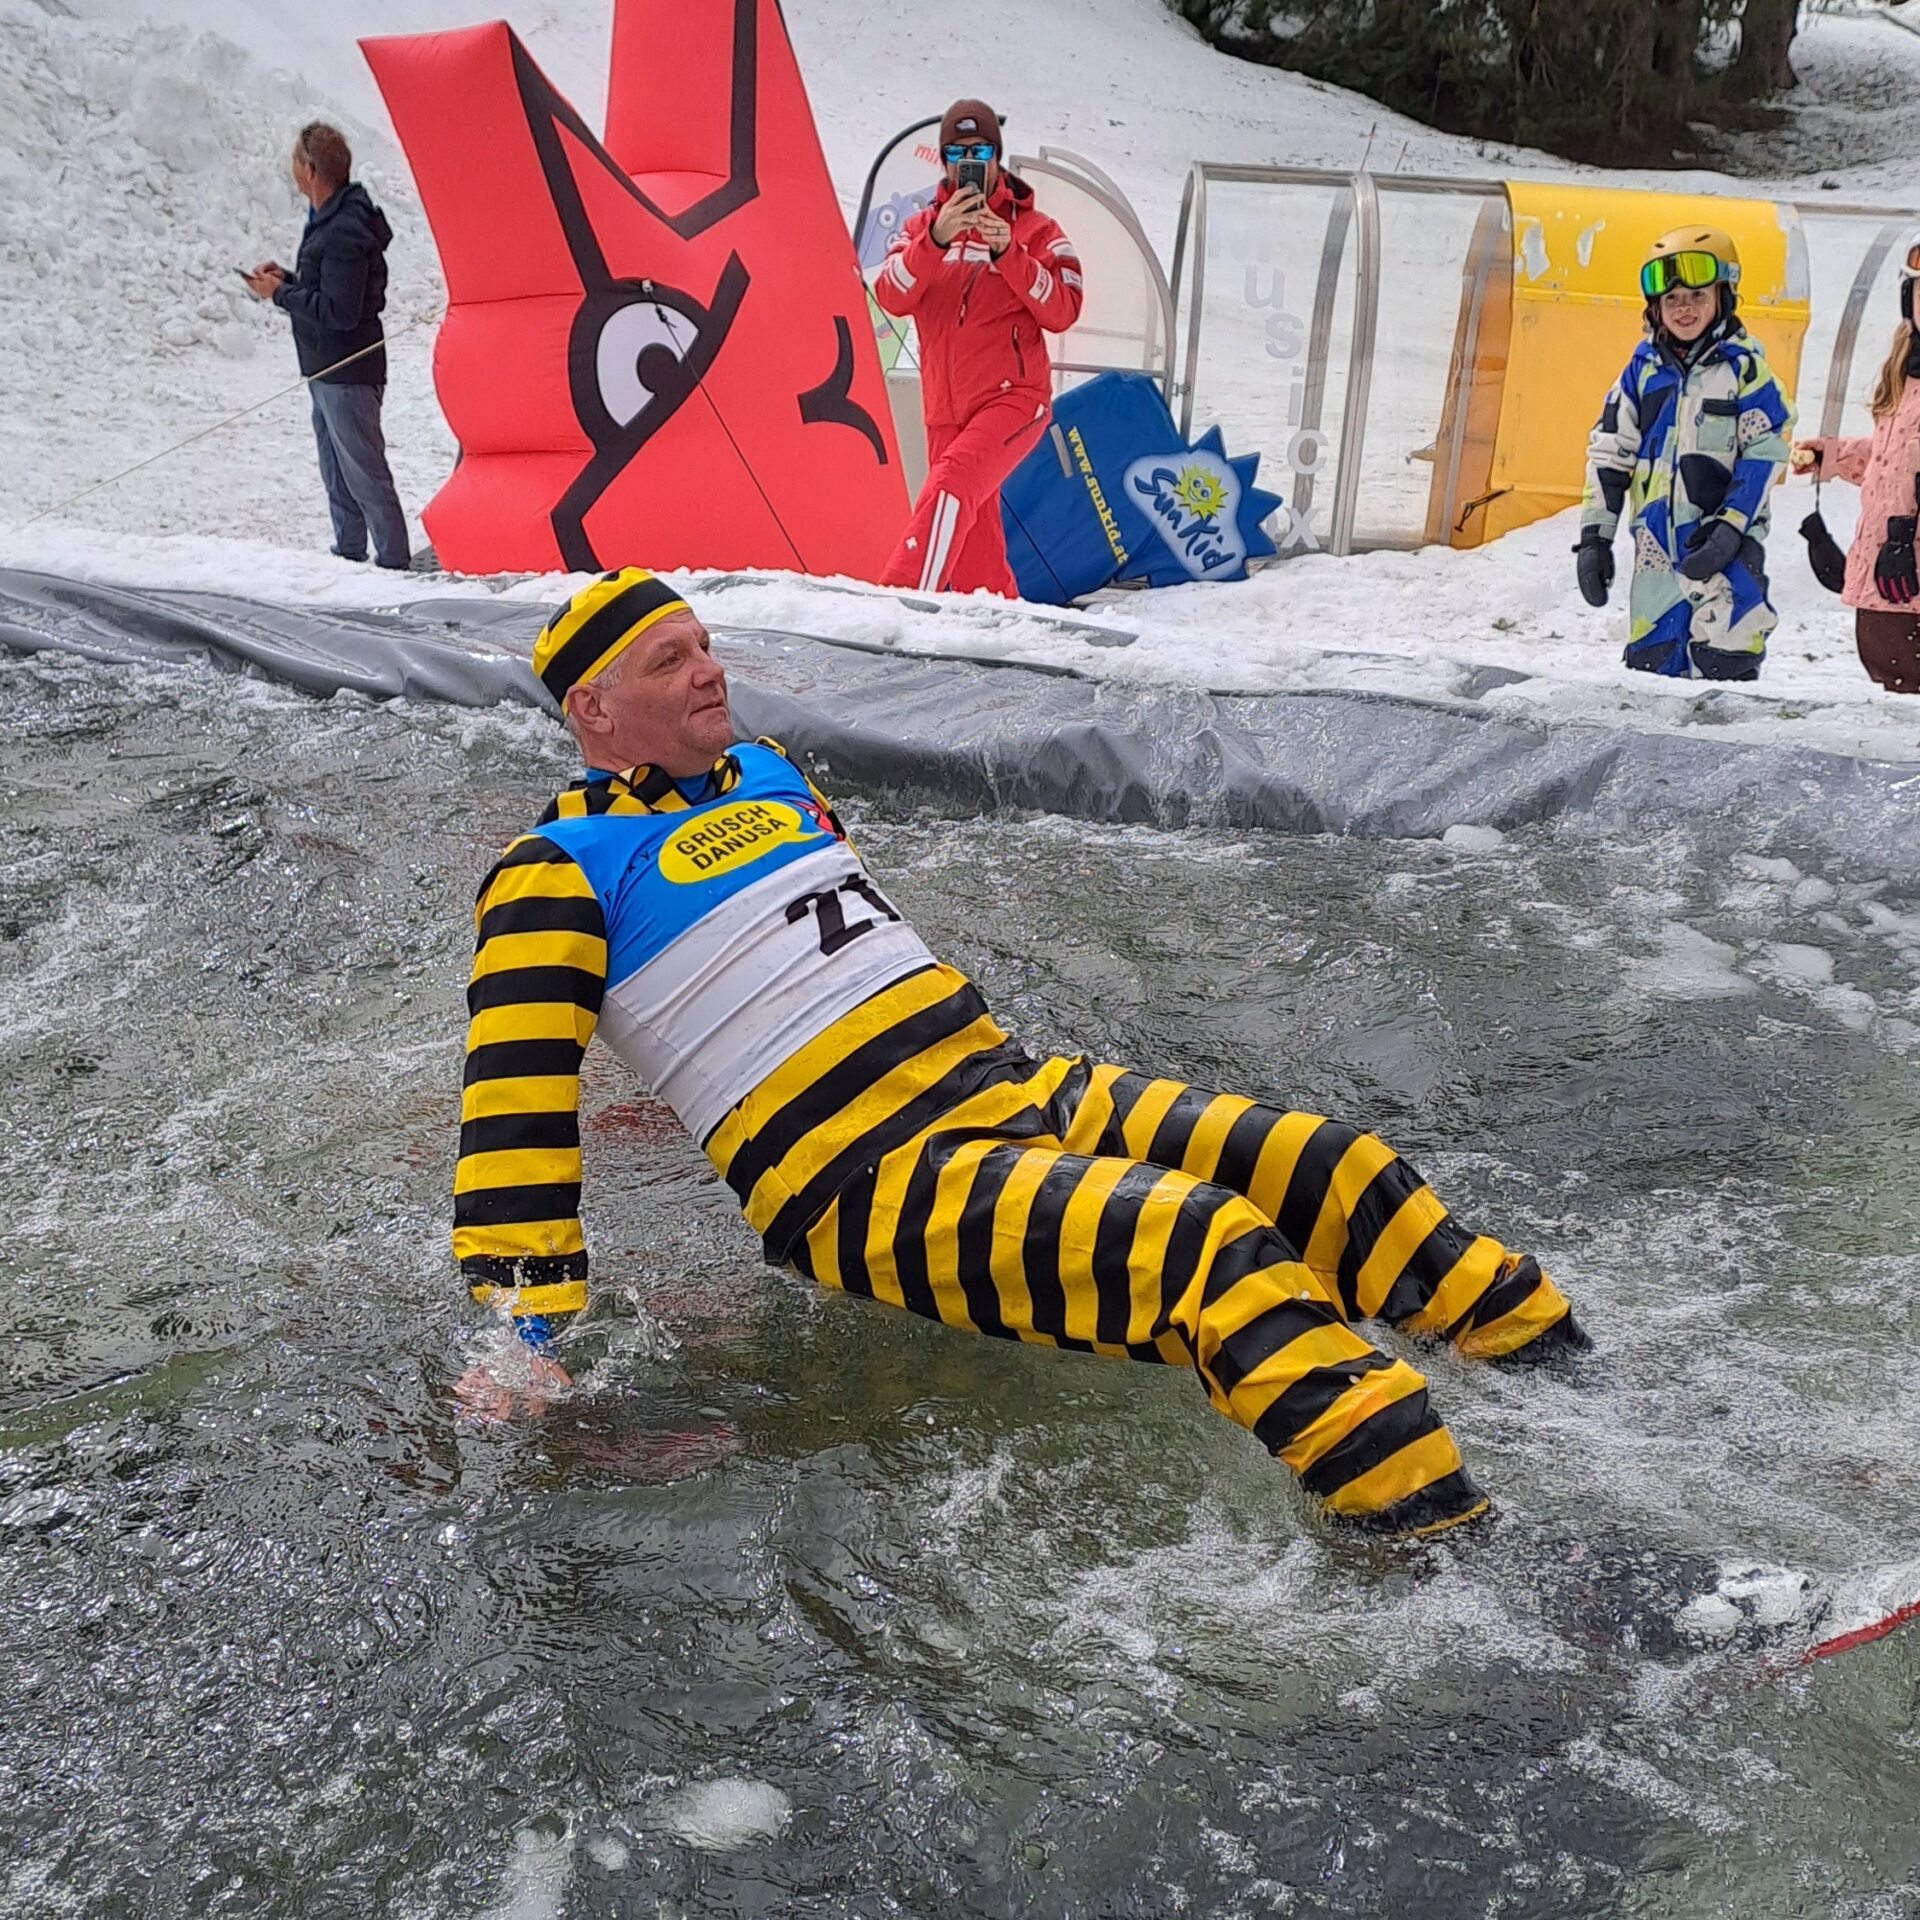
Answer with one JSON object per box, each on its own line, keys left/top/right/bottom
{"left": 1799, "top": 1596, "right": 1920, "bottom": 1665}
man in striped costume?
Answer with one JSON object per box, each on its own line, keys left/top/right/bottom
{"left": 456, "top": 569, "right": 1589, "bottom": 1537}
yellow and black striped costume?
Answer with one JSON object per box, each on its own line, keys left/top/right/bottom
{"left": 456, "top": 742, "right": 1582, "bottom": 1537}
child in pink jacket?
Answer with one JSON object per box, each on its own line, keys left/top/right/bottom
{"left": 1794, "top": 236, "right": 1920, "bottom": 693}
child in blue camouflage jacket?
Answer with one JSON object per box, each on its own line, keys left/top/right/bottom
{"left": 1576, "top": 225, "right": 1794, "bottom": 680}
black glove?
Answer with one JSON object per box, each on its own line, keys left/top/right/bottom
{"left": 1677, "top": 518, "right": 1744, "bottom": 583}
{"left": 1574, "top": 530, "right": 1614, "bottom": 608}
{"left": 1874, "top": 516, "right": 1918, "bottom": 605}
{"left": 1800, "top": 509, "right": 1848, "bottom": 594}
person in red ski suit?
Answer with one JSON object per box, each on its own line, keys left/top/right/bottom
{"left": 873, "top": 99, "right": 1084, "bottom": 597}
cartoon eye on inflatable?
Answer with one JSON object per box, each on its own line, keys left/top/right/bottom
{"left": 595, "top": 300, "right": 689, "bottom": 427}
{"left": 553, "top": 260, "right": 753, "bottom": 571}
{"left": 573, "top": 269, "right": 749, "bottom": 447}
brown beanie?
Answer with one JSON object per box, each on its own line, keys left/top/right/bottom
{"left": 938, "top": 98, "right": 1003, "bottom": 156}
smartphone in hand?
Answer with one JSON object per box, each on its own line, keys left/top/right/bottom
{"left": 956, "top": 158, "right": 988, "bottom": 195}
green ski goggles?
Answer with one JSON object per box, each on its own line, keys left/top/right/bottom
{"left": 1640, "top": 250, "right": 1737, "bottom": 298}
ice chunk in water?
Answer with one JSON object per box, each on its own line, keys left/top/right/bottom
{"left": 1709, "top": 1564, "right": 1824, "bottom": 1632}
{"left": 1751, "top": 942, "right": 1835, "bottom": 987}
{"left": 1442, "top": 824, "right": 1507, "bottom": 852}
{"left": 479, "top": 1828, "right": 572, "bottom": 1920}
{"left": 1736, "top": 856, "right": 1802, "bottom": 885}
{"left": 658, "top": 1779, "right": 792, "bottom": 1851}
{"left": 1624, "top": 922, "right": 1752, "bottom": 1000}
{"left": 1676, "top": 1593, "right": 1743, "bottom": 1642}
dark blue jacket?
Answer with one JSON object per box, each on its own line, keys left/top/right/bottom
{"left": 272, "top": 182, "right": 392, "bottom": 387}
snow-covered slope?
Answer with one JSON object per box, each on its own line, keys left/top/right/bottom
{"left": 2, "top": 0, "right": 1919, "bottom": 758}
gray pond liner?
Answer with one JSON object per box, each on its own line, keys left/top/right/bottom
{"left": 3, "top": 566, "right": 1918, "bottom": 877}
{"left": 0, "top": 570, "right": 1917, "bottom": 1916}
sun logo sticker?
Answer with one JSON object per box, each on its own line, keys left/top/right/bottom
{"left": 1170, "top": 465, "right": 1229, "bottom": 520}
{"left": 1123, "top": 449, "right": 1249, "bottom": 581}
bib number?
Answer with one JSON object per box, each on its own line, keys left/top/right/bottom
{"left": 786, "top": 875, "right": 902, "bottom": 956}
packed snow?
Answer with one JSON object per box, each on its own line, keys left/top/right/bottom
{"left": 2, "top": 0, "right": 1920, "bottom": 761}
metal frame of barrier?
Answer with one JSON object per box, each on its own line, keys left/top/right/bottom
{"left": 851, "top": 113, "right": 941, "bottom": 257}
{"left": 1024, "top": 146, "right": 1179, "bottom": 387}
{"left": 1820, "top": 219, "right": 1909, "bottom": 438}
{"left": 1169, "top": 161, "right": 1920, "bottom": 558}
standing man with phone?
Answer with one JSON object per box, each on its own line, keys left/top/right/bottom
{"left": 873, "top": 100, "right": 1084, "bottom": 597}
{"left": 243, "top": 122, "right": 411, "bottom": 572}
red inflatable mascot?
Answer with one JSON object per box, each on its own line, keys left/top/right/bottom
{"left": 362, "top": 0, "right": 906, "bottom": 578}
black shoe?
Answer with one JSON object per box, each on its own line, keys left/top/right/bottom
{"left": 330, "top": 546, "right": 368, "bottom": 563}
{"left": 1490, "top": 1308, "right": 1594, "bottom": 1372}
{"left": 1327, "top": 1467, "right": 1493, "bottom": 1542}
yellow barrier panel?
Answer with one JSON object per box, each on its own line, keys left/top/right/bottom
{"left": 1443, "top": 183, "right": 1810, "bottom": 548}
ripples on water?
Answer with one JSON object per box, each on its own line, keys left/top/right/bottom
{"left": 1, "top": 649, "right": 1916, "bottom": 1917}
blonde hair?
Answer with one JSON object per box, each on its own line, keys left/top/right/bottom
{"left": 1870, "top": 321, "right": 1914, "bottom": 420}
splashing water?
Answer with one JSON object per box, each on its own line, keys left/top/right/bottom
{"left": 1, "top": 648, "right": 1915, "bottom": 1917}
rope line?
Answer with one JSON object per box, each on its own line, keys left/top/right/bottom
{"left": 24, "top": 286, "right": 863, "bottom": 578}
{"left": 15, "top": 310, "right": 443, "bottom": 531}
{"left": 648, "top": 284, "right": 809, "bottom": 574}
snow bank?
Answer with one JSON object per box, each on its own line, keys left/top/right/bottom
{"left": 5, "top": 470, "right": 1916, "bottom": 768}
{"left": 8, "top": 0, "right": 1920, "bottom": 542}
{"left": 1, "top": 0, "right": 1918, "bottom": 760}
{"left": 0, "top": 0, "right": 451, "bottom": 545}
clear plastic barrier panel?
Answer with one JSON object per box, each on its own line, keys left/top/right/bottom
{"left": 1175, "top": 167, "right": 1920, "bottom": 565}
{"left": 1796, "top": 208, "right": 1912, "bottom": 445}
{"left": 1017, "top": 157, "right": 1173, "bottom": 394}
{"left": 1358, "top": 182, "right": 1507, "bottom": 550}
{"left": 1179, "top": 171, "right": 1359, "bottom": 556}
{"left": 851, "top": 117, "right": 942, "bottom": 375}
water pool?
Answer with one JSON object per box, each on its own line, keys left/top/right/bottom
{"left": 2, "top": 641, "right": 1916, "bottom": 1918}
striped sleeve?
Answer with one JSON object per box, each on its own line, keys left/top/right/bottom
{"left": 998, "top": 215, "right": 1084, "bottom": 333}
{"left": 452, "top": 834, "right": 608, "bottom": 1319}
{"left": 873, "top": 209, "right": 940, "bottom": 317}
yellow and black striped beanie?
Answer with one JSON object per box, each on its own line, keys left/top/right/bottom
{"left": 532, "top": 568, "right": 690, "bottom": 704}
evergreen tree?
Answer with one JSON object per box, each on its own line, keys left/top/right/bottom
{"left": 1170, "top": 0, "right": 1799, "bottom": 163}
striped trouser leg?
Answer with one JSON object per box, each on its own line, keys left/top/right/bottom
{"left": 1054, "top": 1067, "right": 1576, "bottom": 1359}
{"left": 793, "top": 1126, "right": 1489, "bottom": 1535}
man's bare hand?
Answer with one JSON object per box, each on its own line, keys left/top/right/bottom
{"left": 454, "top": 1353, "right": 572, "bottom": 1423}
{"left": 242, "top": 264, "right": 285, "bottom": 301}
{"left": 974, "top": 208, "right": 1012, "bottom": 256}
{"left": 931, "top": 188, "right": 987, "bottom": 247}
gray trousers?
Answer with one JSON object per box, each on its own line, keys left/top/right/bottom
{"left": 309, "top": 381, "right": 410, "bottom": 569}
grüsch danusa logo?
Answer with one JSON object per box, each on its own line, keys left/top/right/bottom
{"left": 659, "top": 801, "right": 816, "bottom": 883}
